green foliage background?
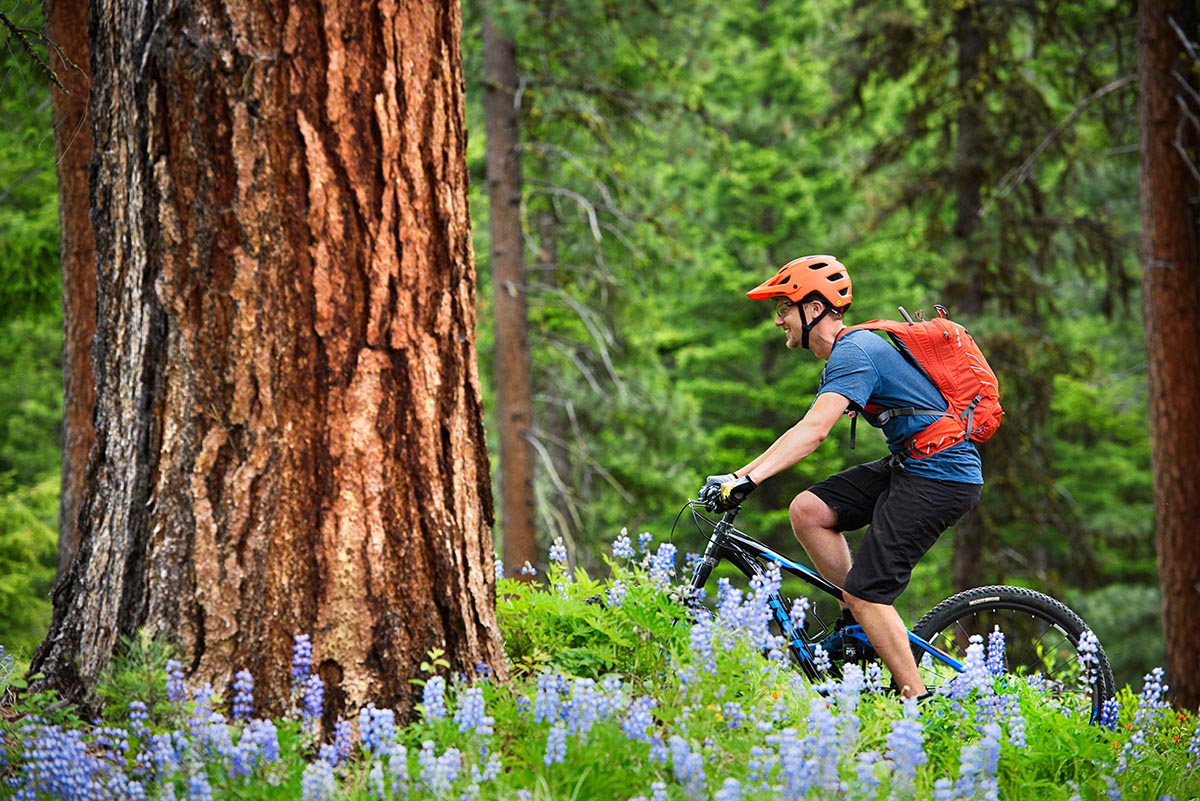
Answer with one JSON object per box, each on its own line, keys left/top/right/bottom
{"left": 0, "top": 0, "right": 1158, "bottom": 689}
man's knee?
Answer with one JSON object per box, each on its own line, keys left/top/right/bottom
{"left": 842, "top": 591, "right": 870, "bottom": 618}
{"left": 790, "top": 491, "right": 836, "bottom": 537}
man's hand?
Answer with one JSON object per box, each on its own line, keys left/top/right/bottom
{"left": 703, "top": 475, "right": 757, "bottom": 512}
{"left": 698, "top": 473, "right": 736, "bottom": 505}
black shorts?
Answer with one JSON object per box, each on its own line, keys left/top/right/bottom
{"left": 807, "top": 456, "right": 982, "bottom": 604}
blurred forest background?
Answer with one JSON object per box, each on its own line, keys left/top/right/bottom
{"left": 1, "top": 0, "right": 1159, "bottom": 688}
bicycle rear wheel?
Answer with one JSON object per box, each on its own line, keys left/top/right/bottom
{"left": 911, "top": 585, "right": 1115, "bottom": 722}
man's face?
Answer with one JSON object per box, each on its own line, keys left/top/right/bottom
{"left": 774, "top": 298, "right": 814, "bottom": 349}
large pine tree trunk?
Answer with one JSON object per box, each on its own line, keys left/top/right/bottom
{"left": 1138, "top": 0, "right": 1200, "bottom": 710}
{"left": 482, "top": 9, "right": 538, "bottom": 576}
{"left": 45, "top": 0, "right": 96, "bottom": 577}
{"left": 32, "top": 0, "right": 506, "bottom": 718}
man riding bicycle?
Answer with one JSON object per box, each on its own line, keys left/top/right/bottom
{"left": 699, "top": 255, "right": 983, "bottom": 699}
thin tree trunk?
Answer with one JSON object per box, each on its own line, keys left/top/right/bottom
{"left": 950, "top": 0, "right": 987, "bottom": 592}
{"left": 1138, "top": 0, "right": 1200, "bottom": 709}
{"left": 32, "top": 0, "right": 506, "bottom": 719}
{"left": 482, "top": 8, "right": 538, "bottom": 577}
{"left": 45, "top": 0, "right": 96, "bottom": 577}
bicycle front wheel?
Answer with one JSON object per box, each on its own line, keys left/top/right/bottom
{"left": 911, "top": 585, "right": 1116, "bottom": 722}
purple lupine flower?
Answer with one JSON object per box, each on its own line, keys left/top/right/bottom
{"left": 128, "top": 701, "right": 150, "bottom": 739}
{"left": 14, "top": 721, "right": 103, "bottom": 800}
{"left": 166, "top": 660, "right": 188, "bottom": 704}
{"left": 886, "top": 697, "right": 927, "bottom": 789}
{"left": 598, "top": 675, "right": 626, "bottom": 719}
{"left": 999, "top": 693, "right": 1027, "bottom": 748}
{"left": 302, "top": 674, "right": 324, "bottom": 722}
{"left": 789, "top": 596, "right": 811, "bottom": 632}
{"left": 418, "top": 741, "right": 462, "bottom": 795}
{"left": 473, "top": 752, "right": 503, "bottom": 783}
{"left": 231, "top": 670, "right": 255, "bottom": 721}
{"left": 865, "top": 662, "right": 885, "bottom": 694}
{"left": 837, "top": 663, "right": 864, "bottom": 750}
{"left": 422, "top": 676, "right": 447, "bottom": 721}
{"left": 932, "top": 778, "right": 956, "bottom": 801}
{"left": 611, "top": 530, "right": 635, "bottom": 559}
{"left": 1119, "top": 667, "right": 1170, "bottom": 771}
{"left": 245, "top": 718, "right": 281, "bottom": 763}
{"left": 986, "top": 627, "right": 1006, "bottom": 677}
{"left": 648, "top": 543, "right": 677, "bottom": 587}
{"left": 331, "top": 717, "right": 354, "bottom": 765}
{"left": 186, "top": 765, "right": 214, "bottom": 801}
{"left": 359, "top": 704, "right": 397, "bottom": 757}
{"left": 954, "top": 721, "right": 1002, "bottom": 800}
{"left": 622, "top": 695, "right": 658, "bottom": 743}
{"left": 534, "top": 672, "right": 567, "bottom": 724}
{"left": 494, "top": 557, "right": 504, "bottom": 581}
{"left": 713, "top": 777, "right": 742, "bottom": 801}
{"left": 668, "top": 736, "right": 707, "bottom": 800}
{"left": 549, "top": 537, "right": 567, "bottom": 563}
{"left": 1099, "top": 697, "right": 1121, "bottom": 730}
{"left": 807, "top": 696, "right": 843, "bottom": 794}
{"left": 563, "top": 679, "right": 602, "bottom": 737}
{"left": 638, "top": 531, "right": 654, "bottom": 552}
{"left": 714, "top": 579, "right": 745, "bottom": 632}
{"left": 1077, "top": 629, "right": 1102, "bottom": 688}
{"left": 519, "top": 561, "right": 537, "bottom": 576}
{"left": 744, "top": 565, "right": 784, "bottom": 652}
{"left": 137, "top": 732, "right": 183, "bottom": 783}
{"left": 746, "top": 744, "right": 776, "bottom": 787}
{"left": 606, "top": 580, "right": 629, "bottom": 607}
{"left": 1186, "top": 716, "right": 1200, "bottom": 770}
{"left": 722, "top": 701, "right": 746, "bottom": 730}
{"left": 455, "top": 687, "right": 494, "bottom": 737}
{"left": 944, "top": 634, "right": 990, "bottom": 700}
{"left": 689, "top": 616, "right": 717, "bottom": 673}
{"left": 291, "top": 635, "right": 314, "bottom": 684}
{"left": 812, "top": 644, "right": 833, "bottom": 675}
{"left": 544, "top": 723, "right": 568, "bottom": 766}
{"left": 300, "top": 759, "right": 337, "bottom": 801}
{"left": 771, "top": 728, "right": 814, "bottom": 795}
{"left": 196, "top": 710, "right": 237, "bottom": 766}
{"left": 387, "top": 743, "right": 410, "bottom": 793}
{"left": 856, "top": 751, "right": 882, "bottom": 796}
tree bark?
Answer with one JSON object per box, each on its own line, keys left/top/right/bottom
{"left": 45, "top": 0, "right": 96, "bottom": 577}
{"left": 1138, "top": 0, "right": 1200, "bottom": 710}
{"left": 32, "top": 0, "right": 506, "bottom": 719}
{"left": 482, "top": 8, "right": 538, "bottom": 577}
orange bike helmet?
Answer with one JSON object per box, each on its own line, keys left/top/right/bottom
{"left": 746, "top": 255, "right": 852, "bottom": 309}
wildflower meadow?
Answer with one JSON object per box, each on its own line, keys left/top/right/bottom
{"left": 2, "top": 530, "right": 1199, "bottom": 800}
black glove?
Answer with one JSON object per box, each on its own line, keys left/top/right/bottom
{"left": 705, "top": 475, "right": 758, "bottom": 512}
{"left": 698, "top": 473, "right": 736, "bottom": 504}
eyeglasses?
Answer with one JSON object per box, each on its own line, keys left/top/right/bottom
{"left": 774, "top": 299, "right": 796, "bottom": 319}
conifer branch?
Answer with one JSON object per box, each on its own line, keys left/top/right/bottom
{"left": 0, "top": 10, "right": 73, "bottom": 94}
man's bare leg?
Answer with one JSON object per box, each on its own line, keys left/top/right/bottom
{"left": 790, "top": 490, "right": 852, "bottom": 591}
{"left": 845, "top": 592, "right": 925, "bottom": 698}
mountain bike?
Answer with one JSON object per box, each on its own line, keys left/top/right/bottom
{"left": 678, "top": 499, "right": 1116, "bottom": 721}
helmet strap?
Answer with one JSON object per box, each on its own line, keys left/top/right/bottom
{"left": 798, "top": 302, "right": 831, "bottom": 350}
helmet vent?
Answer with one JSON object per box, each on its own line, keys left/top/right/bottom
{"left": 808, "top": 262, "right": 828, "bottom": 270}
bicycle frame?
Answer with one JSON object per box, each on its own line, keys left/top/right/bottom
{"left": 685, "top": 502, "right": 965, "bottom": 682}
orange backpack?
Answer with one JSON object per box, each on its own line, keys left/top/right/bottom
{"left": 836, "top": 306, "right": 1003, "bottom": 459}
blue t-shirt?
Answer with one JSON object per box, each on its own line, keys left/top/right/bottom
{"left": 817, "top": 329, "right": 983, "bottom": 484}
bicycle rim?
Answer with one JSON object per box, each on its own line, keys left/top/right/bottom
{"left": 911, "top": 585, "right": 1115, "bottom": 721}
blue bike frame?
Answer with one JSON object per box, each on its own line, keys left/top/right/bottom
{"left": 687, "top": 503, "right": 965, "bottom": 681}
